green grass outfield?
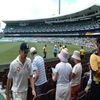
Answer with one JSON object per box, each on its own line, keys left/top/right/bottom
{"left": 0, "top": 42, "right": 93, "bottom": 64}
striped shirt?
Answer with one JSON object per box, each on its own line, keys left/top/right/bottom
{"left": 32, "top": 54, "right": 47, "bottom": 86}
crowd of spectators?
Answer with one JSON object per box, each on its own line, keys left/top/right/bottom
{"left": 0, "top": 37, "right": 97, "bottom": 49}
{"left": 4, "top": 20, "right": 100, "bottom": 33}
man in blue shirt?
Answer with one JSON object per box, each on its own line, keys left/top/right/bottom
{"left": 54, "top": 45, "right": 58, "bottom": 57}
{"left": 30, "top": 47, "right": 47, "bottom": 96}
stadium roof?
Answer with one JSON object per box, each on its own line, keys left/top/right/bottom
{"left": 3, "top": 2, "right": 100, "bottom": 24}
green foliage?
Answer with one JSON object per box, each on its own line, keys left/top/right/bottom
{"left": 0, "top": 42, "right": 93, "bottom": 64}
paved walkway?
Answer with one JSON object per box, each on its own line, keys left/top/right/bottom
{"left": 0, "top": 84, "right": 6, "bottom": 100}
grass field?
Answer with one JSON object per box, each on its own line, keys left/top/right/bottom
{"left": 0, "top": 42, "right": 93, "bottom": 64}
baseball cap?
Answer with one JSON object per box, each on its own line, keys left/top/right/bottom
{"left": 30, "top": 47, "right": 36, "bottom": 54}
{"left": 20, "top": 42, "right": 29, "bottom": 52}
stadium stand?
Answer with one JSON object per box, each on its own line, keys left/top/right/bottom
{"left": 0, "top": 37, "right": 97, "bottom": 49}
{"left": 3, "top": 20, "right": 100, "bottom": 34}
{"left": 2, "top": 3, "right": 100, "bottom": 38}
{"left": 0, "top": 51, "right": 93, "bottom": 100}
{"left": 0, "top": 2, "right": 100, "bottom": 100}
{"left": 77, "top": 91, "right": 86, "bottom": 100}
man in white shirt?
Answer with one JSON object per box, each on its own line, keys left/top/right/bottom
{"left": 6, "top": 42, "right": 36, "bottom": 100}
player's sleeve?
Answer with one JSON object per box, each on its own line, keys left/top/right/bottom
{"left": 8, "top": 63, "right": 14, "bottom": 79}
{"left": 29, "top": 63, "right": 33, "bottom": 76}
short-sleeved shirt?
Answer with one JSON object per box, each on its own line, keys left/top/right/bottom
{"left": 54, "top": 62, "right": 72, "bottom": 86}
{"left": 64, "top": 48, "right": 68, "bottom": 52}
{"left": 8, "top": 56, "right": 33, "bottom": 92}
{"left": 43, "top": 47, "right": 46, "bottom": 52}
{"left": 90, "top": 53, "right": 100, "bottom": 81}
{"left": 70, "top": 63, "right": 82, "bottom": 87}
{"left": 80, "top": 49, "right": 85, "bottom": 55}
{"left": 54, "top": 47, "right": 58, "bottom": 53}
{"left": 32, "top": 54, "right": 47, "bottom": 86}
{"left": 59, "top": 47, "right": 62, "bottom": 52}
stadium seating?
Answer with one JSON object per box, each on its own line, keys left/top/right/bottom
{"left": 46, "top": 88, "right": 56, "bottom": 100}
{"left": 4, "top": 20, "right": 100, "bottom": 34}
{"left": 0, "top": 52, "right": 93, "bottom": 100}
{"left": 80, "top": 76, "right": 89, "bottom": 92}
{"left": 0, "top": 72, "right": 6, "bottom": 82}
{"left": 34, "top": 88, "right": 56, "bottom": 100}
{"left": 77, "top": 91, "right": 86, "bottom": 100}
{"left": 0, "top": 37, "right": 97, "bottom": 49}
{"left": 71, "top": 96, "right": 77, "bottom": 100}
{"left": 34, "top": 92, "right": 48, "bottom": 100}
{"left": 44, "top": 78, "right": 56, "bottom": 93}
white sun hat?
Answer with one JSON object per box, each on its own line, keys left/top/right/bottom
{"left": 72, "top": 50, "right": 81, "bottom": 60}
{"left": 58, "top": 49, "right": 68, "bottom": 62}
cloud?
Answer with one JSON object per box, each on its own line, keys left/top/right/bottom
{"left": 29, "top": 0, "right": 58, "bottom": 18}
{"left": 0, "top": 0, "right": 58, "bottom": 20}
{"left": 0, "top": 0, "right": 97, "bottom": 31}
{"left": 60, "top": 0, "right": 95, "bottom": 14}
{"left": 0, "top": 0, "right": 96, "bottom": 20}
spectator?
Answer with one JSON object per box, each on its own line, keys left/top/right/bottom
{"left": 70, "top": 50, "right": 82, "bottom": 98}
{"left": 62, "top": 45, "right": 65, "bottom": 50}
{"left": 83, "top": 63, "right": 90, "bottom": 77}
{"left": 53, "top": 45, "right": 58, "bottom": 57}
{"left": 30, "top": 47, "right": 47, "bottom": 96}
{"left": 43, "top": 44, "right": 47, "bottom": 58}
{"left": 80, "top": 46, "right": 85, "bottom": 59}
{"left": 84, "top": 70, "right": 92, "bottom": 92}
{"left": 58, "top": 44, "right": 62, "bottom": 53}
{"left": 64, "top": 45, "right": 68, "bottom": 52}
{"left": 90, "top": 36, "right": 100, "bottom": 100}
{"left": 6, "top": 42, "right": 36, "bottom": 100}
{"left": 52, "top": 49, "right": 72, "bottom": 100}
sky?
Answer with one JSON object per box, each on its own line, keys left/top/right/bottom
{"left": 0, "top": 0, "right": 99, "bottom": 30}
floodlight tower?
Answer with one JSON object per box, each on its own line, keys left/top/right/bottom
{"left": 59, "top": 0, "right": 60, "bottom": 14}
